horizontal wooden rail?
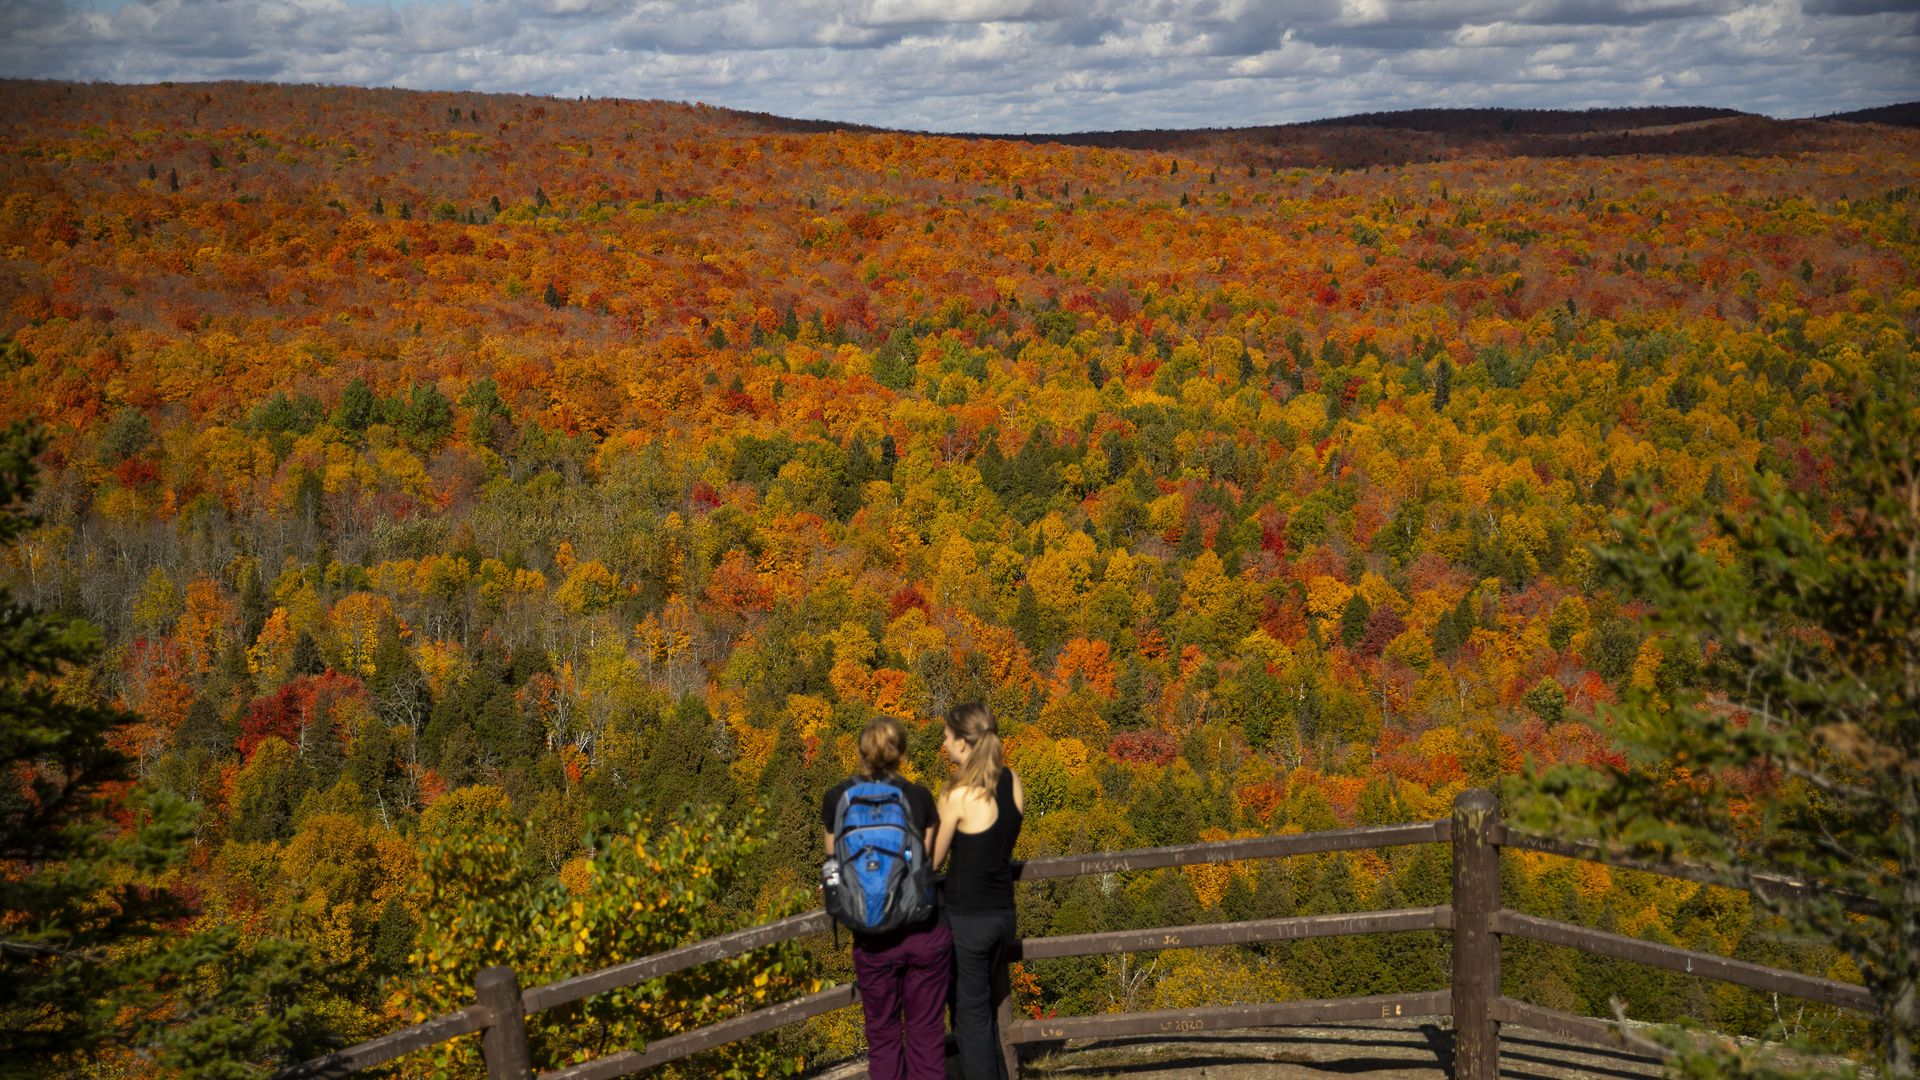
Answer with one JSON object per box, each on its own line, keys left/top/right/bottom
{"left": 1492, "top": 911, "right": 1876, "bottom": 1012}
{"left": 522, "top": 910, "right": 832, "bottom": 1013}
{"left": 1015, "top": 906, "right": 1452, "bottom": 962}
{"left": 528, "top": 829, "right": 1451, "bottom": 1014}
{"left": 1494, "top": 995, "right": 1865, "bottom": 1071}
{"left": 274, "top": 1004, "right": 488, "bottom": 1079}
{"left": 1489, "top": 997, "right": 1655, "bottom": 1056}
{"left": 1495, "top": 828, "right": 1884, "bottom": 916}
{"left": 536, "top": 984, "right": 857, "bottom": 1080}
{"left": 1007, "top": 990, "right": 1451, "bottom": 1043}
{"left": 1013, "top": 820, "right": 1449, "bottom": 882}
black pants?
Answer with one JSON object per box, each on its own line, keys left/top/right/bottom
{"left": 946, "top": 909, "right": 1016, "bottom": 1080}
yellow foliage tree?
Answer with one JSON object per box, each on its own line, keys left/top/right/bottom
{"left": 330, "top": 592, "right": 396, "bottom": 677}
{"left": 175, "top": 576, "right": 238, "bottom": 675}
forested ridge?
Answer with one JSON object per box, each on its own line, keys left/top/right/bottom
{"left": 1, "top": 79, "right": 1916, "bottom": 1074}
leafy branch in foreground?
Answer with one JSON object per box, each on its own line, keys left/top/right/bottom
{"left": 396, "top": 789, "right": 818, "bottom": 1077}
{"left": 1520, "top": 344, "right": 1919, "bottom": 1077}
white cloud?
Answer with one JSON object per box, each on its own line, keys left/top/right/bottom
{"left": 1226, "top": 34, "right": 1343, "bottom": 78}
{"left": 0, "top": 0, "right": 1911, "bottom": 131}
{"left": 859, "top": 0, "right": 1066, "bottom": 25}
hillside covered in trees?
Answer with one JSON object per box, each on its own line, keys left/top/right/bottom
{"left": 1, "top": 79, "right": 1916, "bottom": 1073}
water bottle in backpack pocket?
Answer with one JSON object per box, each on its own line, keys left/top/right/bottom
{"left": 822, "top": 780, "right": 935, "bottom": 935}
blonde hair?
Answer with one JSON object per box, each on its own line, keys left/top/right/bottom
{"left": 945, "top": 703, "right": 1003, "bottom": 794}
{"left": 857, "top": 716, "right": 908, "bottom": 779}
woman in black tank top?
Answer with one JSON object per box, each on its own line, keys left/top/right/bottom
{"left": 932, "top": 704, "right": 1023, "bottom": 1080}
{"left": 942, "top": 768, "right": 1020, "bottom": 912}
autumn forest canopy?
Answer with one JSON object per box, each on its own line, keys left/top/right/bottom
{"left": 1, "top": 79, "right": 1917, "bottom": 1074}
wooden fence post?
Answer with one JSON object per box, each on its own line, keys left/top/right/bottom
{"left": 1451, "top": 788, "right": 1501, "bottom": 1080}
{"left": 996, "top": 955, "right": 1020, "bottom": 1079}
{"left": 476, "top": 965, "right": 534, "bottom": 1080}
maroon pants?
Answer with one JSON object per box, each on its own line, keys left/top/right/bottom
{"left": 853, "top": 921, "right": 952, "bottom": 1080}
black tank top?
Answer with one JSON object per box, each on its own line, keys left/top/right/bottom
{"left": 942, "top": 768, "right": 1023, "bottom": 914}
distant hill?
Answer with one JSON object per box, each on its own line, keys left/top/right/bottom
{"left": 931, "top": 103, "right": 1909, "bottom": 170}
{"left": 440, "top": 92, "right": 1915, "bottom": 167}
{"left": 1822, "top": 101, "right": 1920, "bottom": 128}
{"left": 1301, "top": 105, "right": 1749, "bottom": 135}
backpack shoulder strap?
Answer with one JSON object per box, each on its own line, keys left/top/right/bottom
{"left": 830, "top": 779, "right": 860, "bottom": 836}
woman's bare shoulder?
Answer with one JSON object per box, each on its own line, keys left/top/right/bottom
{"left": 941, "top": 783, "right": 988, "bottom": 809}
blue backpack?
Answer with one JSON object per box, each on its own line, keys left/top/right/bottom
{"left": 822, "top": 780, "right": 936, "bottom": 936}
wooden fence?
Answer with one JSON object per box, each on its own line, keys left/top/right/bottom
{"left": 277, "top": 789, "right": 1876, "bottom": 1080}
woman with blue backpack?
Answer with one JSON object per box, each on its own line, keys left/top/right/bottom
{"left": 932, "top": 703, "right": 1025, "bottom": 1080}
{"left": 820, "top": 716, "right": 950, "bottom": 1080}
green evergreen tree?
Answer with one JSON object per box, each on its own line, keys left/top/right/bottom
{"left": 288, "top": 630, "right": 326, "bottom": 677}
{"left": 750, "top": 716, "right": 829, "bottom": 886}
{"left": 640, "top": 695, "right": 735, "bottom": 823}
{"left": 1703, "top": 463, "right": 1730, "bottom": 504}
{"left": 331, "top": 377, "right": 375, "bottom": 433}
{"left": 976, "top": 438, "right": 1009, "bottom": 495}
{"left": 401, "top": 382, "right": 454, "bottom": 449}
{"left": 834, "top": 437, "right": 875, "bottom": 520}
{"left": 1591, "top": 463, "right": 1618, "bottom": 507}
{"left": 1337, "top": 594, "right": 1371, "bottom": 648}
{"left": 95, "top": 406, "right": 153, "bottom": 466}
{"left": 368, "top": 896, "right": 416, "bottom": 987}
{"left": 1431, "top": 592, "right": 1477, "bottom": 659}
{"left": 1007, "top": 427, "right": 1059, "bottom": 521}
{"left": 1217, "top": 662, "right": 1284, "bottom": 752}
{"left": 1585, "top": 617, "right": 1640, "bottom": 683}
{"left": 871, "top": 326, "right": 916, "bottom": 391}
{"left": 1010, "top": 582, "right": 1059, "bottom": 661}
{"left": 1104, "top": 656, "right": 1148, "bottom": 731}
{"left": 369, "top": 614, "right": 427, "bottom": 726}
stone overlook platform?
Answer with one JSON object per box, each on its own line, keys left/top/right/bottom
{"left": 811, "top": 1020, "right": 1668, "bottom": 1079}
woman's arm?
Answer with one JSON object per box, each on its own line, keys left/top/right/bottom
{"left": 1010, "top": 769, "right": 1026, "bottom": 814}
{"left": 931, "top": 789, "right": 962, "bottom": 868}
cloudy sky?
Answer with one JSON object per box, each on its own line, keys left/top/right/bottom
{"left": 2, "top": 0, "right": 1914, "bottom": 132}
